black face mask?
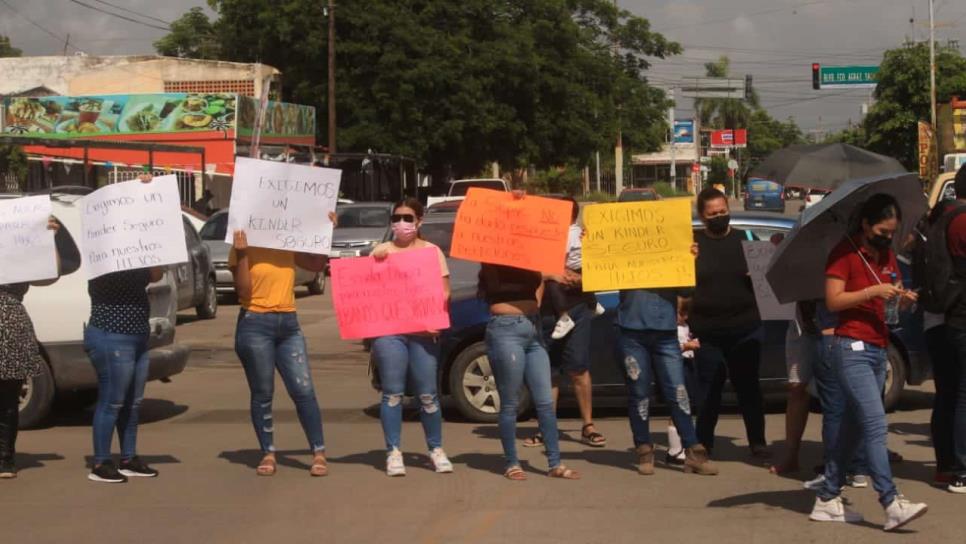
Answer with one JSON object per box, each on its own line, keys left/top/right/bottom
{"left": 868, "top": 234, "right": 892, "bottom": 250}
{"left": 705, "top": 214, "right": 730, "bottom": 235}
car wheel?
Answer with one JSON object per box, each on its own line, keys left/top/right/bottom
{"left": 19, "top": 362, "right": 55, "bottom": 429}
{"left": 882, "top": 343, "right": 906, "bottom": 412}
{"left": 448, "top": 341, "right": 530, "bottom": 423}
{"left": 307, "top": 273, "right": 325, "bottom": 295}
{"left": 196, "top": 276, "right": 218, "bottom": 319}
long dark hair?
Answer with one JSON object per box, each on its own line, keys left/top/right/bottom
{"left": 853, "top": 193, "right": 901, "bottom": 233}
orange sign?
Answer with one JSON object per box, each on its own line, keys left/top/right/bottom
{"left": 918, "top": 121, "right": 938, "bottom": 181}
{"left": 450, "top": 189, "right": 571, "bottom": 274}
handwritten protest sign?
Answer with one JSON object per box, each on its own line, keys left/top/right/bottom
{"left": 79, "top": 176, "right": 187, "bottom": 279}
{"left": 742, "top": 240, "right": 795, "bottom": 321}
{"left": 0, "top": 195, "right": 57, "bottom": 284}
{"left": 330, "top": 247, "right": 450, "bottom": 339}
{"left": 225, "top": 157, "right": 341, "bottom": 255}
{"left": 450, "top": 189, "right": 571, "bottom": 274}
{"left": 582, "top": 199, "right": 695, "bottom": 291}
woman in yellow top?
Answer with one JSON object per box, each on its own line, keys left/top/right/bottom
{"left": 229, "top": 214, "right": 333, "bottom": 477}
{"left": 370, "top": 198, "right": 453, "bottom": 476}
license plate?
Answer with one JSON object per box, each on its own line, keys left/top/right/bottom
{"left": 753, "top": 201, "right": 763, "bottom": 207}
{"left": 340, "top": 251, "right": 358, "bottom": 257}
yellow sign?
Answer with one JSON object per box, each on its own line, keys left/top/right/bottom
{"left": 581, "top": 199, "right": 695, "bottom": 291}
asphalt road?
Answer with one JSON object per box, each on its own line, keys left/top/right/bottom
{"left": 4, "top": 290, "right": 962, "bottom": 544}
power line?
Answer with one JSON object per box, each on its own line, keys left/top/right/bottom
{"left": 0, "top": 0, "right": 81, "bottom": 51}
{"left": 66, "top": 0, "right": 170, "bottom": 32}
{"left": 91, "top": 0, "right": 172, "bottom": 26}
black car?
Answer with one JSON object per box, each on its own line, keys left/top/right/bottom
{"left": 377, "top": 211, "right": 932, "bottom": 422}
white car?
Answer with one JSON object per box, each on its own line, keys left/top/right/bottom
{"left": 804, "top": 188, "right": 831, "bottom": 209}
{"left": 14, "top": 193, "right": 190, "bottom": 428}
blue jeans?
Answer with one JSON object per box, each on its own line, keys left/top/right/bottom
{"left": 617, "top": 328, "right": 698, "bottom": 448}
{"left": 234, "top": 310, "right": 325, "bottom": 453}
{"left": 819, "top": 337, "right": 897, "bottom": 507}
{"left": 813, "top": 335, "right": 867, "bottom": 475}
{"left": 84, "top": 325, "right": 150, "bottom": 465}
{"left": 372, "top": 335, "right": 443, "bottom": 452}
{"left": 485, "top": 315, "right": 560, "bottom": 470}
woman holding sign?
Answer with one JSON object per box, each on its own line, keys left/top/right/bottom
{"left": 0, "top": 215, "right": 61, "bottom": 479}
{"left": 230, "top": 214, "right": 334, "bottom": 477}
{"left": 369, "top": 198, "right": 454, "bottom": 477}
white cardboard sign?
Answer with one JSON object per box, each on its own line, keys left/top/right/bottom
{"left": 742, "top": 240, "right": 796, "bottom": 321}
{"left": 0, "top": 195, "right": 57, "bottom": 284}
{"left": 79, "top": 176, "right": 188, "bottom": 279}
{"left": 224, "top": 157, "right": 342, "bottom": 255}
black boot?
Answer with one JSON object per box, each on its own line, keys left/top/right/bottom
{"left": 0, "top": 379, "right": 21, "bottom": 478}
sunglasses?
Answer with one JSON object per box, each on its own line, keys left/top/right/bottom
{"left": 391, "top": 214, "right": 416, "bottom": 223}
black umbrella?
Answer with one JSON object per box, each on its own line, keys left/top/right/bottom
{"left": 749, "top": 143, "right": 906, "bottom": 191}
{"left": 765, "top": 172, "right": 927, "bottom": 304}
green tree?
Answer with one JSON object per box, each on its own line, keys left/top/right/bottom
{"left": 864, "top": 42, "right": 966, "bottom": 169}
{"left": 153, "top": 7, "right": 219, "bottom": 59}
{"left": 160, "top": 0, "right": 680, "bottom": 179}
{"left": 0, "top": 35, "right": 22, "bottom": 57}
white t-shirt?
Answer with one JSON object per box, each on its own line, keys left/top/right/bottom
{"left": 678, "top": 325, "right": 695, "bottom": 359}
{"left": 566, "top": 223, "right": 582, "bottom": 271}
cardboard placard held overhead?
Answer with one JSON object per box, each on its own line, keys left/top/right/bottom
{"left": 330, "top": 247, "right": 450, "bottom": 339}
{"left": 450, "top": 189, "right": 571, "bottom": 274}
{"left": 0, "top": 195, "right": 57, "bottom": 284}
{"left": 582, "top": 199, "right": 695, "bottom": 291}
{"left": 79, "top": 176, "right": 188, "bottom": 279}
{"left": 226, "top": 156, "right": 342, "bottom": 255}
{"left": 742, "top": 240, "right": 796, "bottom": 321}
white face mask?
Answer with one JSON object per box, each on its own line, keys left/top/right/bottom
{"left": 391, "top": 221, "right": 418, "bottom": 242}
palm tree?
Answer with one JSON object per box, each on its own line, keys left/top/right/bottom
{"left": 693, "top": 56, "right": 757, "bottom": 129}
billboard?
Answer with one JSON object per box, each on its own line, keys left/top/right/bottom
{"left": 2, "top": 93, "right": 315, "bottom": 140}
{"left": 710, "top": 129, "right": 747, "bottom": 148}
{"left": 673, "top": 120, "right": 694, "bottom": 144}
{"left": 918, "top": 121, "right": 938, "bottom": 181}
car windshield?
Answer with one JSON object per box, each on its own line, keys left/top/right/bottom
{"left": 336, "top": 206, "right": 390, "bottom": 228}
{"left": 749, "top": 181, "right": 780, "bottom": 193}
{"left": 619, "top": 191, "right": 657, "bottom": 202}
{"left": 420, "top": 223, "right": 454, "bottom": 255}
{"left": 943, "top": 183, "right": 955, "bottom": 201}
{"left": 200, "top": 213, "right": 228, "bottom": 241}
{"left": 450, "top": 181, "right": 504, "bottom": 196}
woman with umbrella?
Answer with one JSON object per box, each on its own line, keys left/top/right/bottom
{"left": 809, "top": 193, "right": 927, "bottom": 530}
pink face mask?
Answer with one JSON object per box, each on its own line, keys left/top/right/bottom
{"left": 391, "top": 221, "right": 418, "bottom": 243}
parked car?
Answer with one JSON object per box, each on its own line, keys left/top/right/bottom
{"left": 618, "top": 188, "right": 661, "bottom": 202}
{"left": 426, "top": 178, "right": 508, "bottom": 207}
{"left": 743, "top": 179, "right": 785, "bottom": 213}
{"left": 175, "top": 213, "right": 218, "bottom": 319}
{"left": 804, "top": 188, "right": 831, "bottom": 209}
{"left": 330, "top": 202, "right": 393, "bottom": 263}
{"left": 373, "top": 211, "right": 931, "bottom": 422}
{"left": 10, "top": 193, "right": 190, "bottom": 428}
{"left": 199, "top": 210, "right": 326, "bottom": 297}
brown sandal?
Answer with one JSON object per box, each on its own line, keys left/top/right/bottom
{"left": 256, "top": 455, "right": 277, "bottom": 476}
{"left": 581, "top": 423, "right": 607, "bottom": 448}
{"left": 504, "top": 466, "right": 527, "bottom": 481}
{"left": 310, "top": 454, "right": 328, "bottom": 477}
{"left": 548, "top": 465, "right": 581, "bottom": 480}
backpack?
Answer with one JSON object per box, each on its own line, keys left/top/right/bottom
{"left": 914, "top": 202, "right": 966, "bottom": 314}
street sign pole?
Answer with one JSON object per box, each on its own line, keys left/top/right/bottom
{"left": 669, "top": 88, "right": 676, "bottom": 191}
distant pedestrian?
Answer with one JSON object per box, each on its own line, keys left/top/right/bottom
{"left": 479, "top": 192, "right": 579, "bottom": 481}
{"left": 689, "top": 187, "right": 769, "bottom": 459}
{"left": 0, "top": 216, "right": 61, "bottom": 479}
{"left": 229, "top": 213, "right": 335, "bottom": 477}
{"left": 369, "top": 198, "right": 454, "bottom": 476}
{"left": 809, "top": 193, "right": 927, "bottom": 530}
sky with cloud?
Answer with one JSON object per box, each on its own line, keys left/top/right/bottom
{"left": 1, "top": 0, "right": 964, "bottom": 135}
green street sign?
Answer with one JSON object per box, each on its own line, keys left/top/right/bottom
{"left": 818, "top": 65, "right": 878, "bottom": 89}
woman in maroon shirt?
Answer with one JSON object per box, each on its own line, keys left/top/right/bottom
{"left": 809, "top": 194, "right": 926, "bottom": 531}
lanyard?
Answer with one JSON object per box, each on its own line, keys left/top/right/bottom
{"left": 847, "top": 237, "right": 885, "bottom": 287}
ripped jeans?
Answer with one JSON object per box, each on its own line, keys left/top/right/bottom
{"left": 235, "top": 310, "right": 325, "bottom": 454}
{"left": 617, "top": 327, "right": 699, "bottom": 448}
{"left": 372, "top": 335, "right": 443, "bottom": 452}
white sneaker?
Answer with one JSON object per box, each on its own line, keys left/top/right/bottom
{"left": 803, "top": 474, "right": 826, "bottom": 490}
{"left": 386, "top": 448, "right": 406, "bottom": 477}
{"left": 847, "top": 474, "right": 869, "bottom": 488}
{"left": 430, "top": 448, "right": 454, "bottom": 473}
{"left": 883, "top": 496, "right": 927, "bottom": 531}
{"left": 551, "top": 315, "right": 576, "bottom": 339}
{"left": 809, "top": 496, "right": 864, "bottom": 523}
{"left": 594, "top": 302, "right": 605, "bottom": 316}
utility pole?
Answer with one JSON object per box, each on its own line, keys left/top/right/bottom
{"left": 668, "top": 88, "right": 676, "bottom": 191}
{"left": 62, "top": 34, "right": 70, "bottom": 56}
{"left": 327, "top": 0, "right": 337, "bottom": 155}
{"left": 613, "top": 0, "right": 623, "bottom": 194}
{"left": 928, "top": 0, "right": 937, "bottom": 131}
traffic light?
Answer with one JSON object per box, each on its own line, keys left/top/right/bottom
{"left": 745, "top": 74, "right": 753, "bottom": 100}
{"left": 812, "top": 63, "right": 821, "bottom": 90}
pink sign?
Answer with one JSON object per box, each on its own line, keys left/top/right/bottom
{"left": 330, "top": 247, "right": 450, "bottom": 340}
